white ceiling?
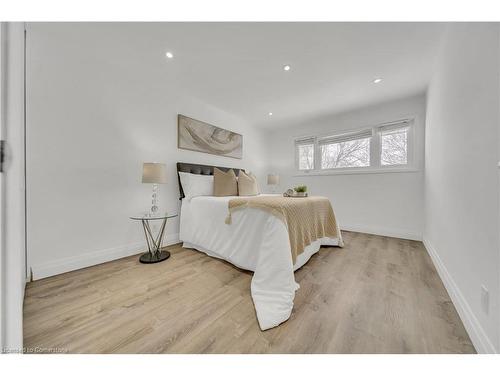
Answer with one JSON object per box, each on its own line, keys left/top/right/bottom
{"left": 57, "top": 23, "right": 446, "bottom": 129}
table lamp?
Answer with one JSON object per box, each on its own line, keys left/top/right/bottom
{"left": 142, "top": 162, "right": 167, "bottom": 215}
{"left": 267, "top": 173, "right": 280, "bottom": 193}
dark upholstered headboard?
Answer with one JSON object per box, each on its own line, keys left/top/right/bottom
{"left": 176, "top": 162, "right": 243, "bottom": 200}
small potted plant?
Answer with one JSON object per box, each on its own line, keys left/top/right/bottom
{"left": 294, "top": 185, "right": 308, "bottom": 197}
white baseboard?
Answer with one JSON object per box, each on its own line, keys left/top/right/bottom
{"left": 341, "top": 224, "right": 422, "bottom": 241}
{"left": 31, "top": 233, "right": 180, "bottom": 280}
{"left": 423, "top": 238, "right": 497, "bottom": 354}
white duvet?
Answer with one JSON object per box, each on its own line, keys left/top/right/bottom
{"left": 179, "top": 194, "right": 342, "bottom": 330}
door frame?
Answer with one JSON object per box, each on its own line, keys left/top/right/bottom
{"left": 0, "top": 21, "right": 27, "bottom": 352}
{"left": 0, "top": 21, "right": 6, "bottom": 350}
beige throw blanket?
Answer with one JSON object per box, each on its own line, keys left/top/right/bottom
{"left": 226, "top": 195, "right": 343, "bottom": 264}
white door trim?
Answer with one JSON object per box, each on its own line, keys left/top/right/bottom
{"left": 0, "top": 22, "right": 26, "bottom": 353}
{"left": 0, "top": 21, "right": 6, "bottom": 350}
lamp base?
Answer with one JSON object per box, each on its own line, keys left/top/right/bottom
{"left": 150, "top": 183, "right": 159, "bottom": 214}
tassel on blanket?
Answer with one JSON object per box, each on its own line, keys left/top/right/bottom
{"left": 225, "top": 202, "right": 249, "bottom": 225}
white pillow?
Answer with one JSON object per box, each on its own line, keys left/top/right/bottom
{"left": 178, "top": 172, "right": 214, "bottom": 201}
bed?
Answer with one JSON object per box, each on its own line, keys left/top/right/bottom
{"left": 177, "top": 162, "right": 344, "bottom": 330}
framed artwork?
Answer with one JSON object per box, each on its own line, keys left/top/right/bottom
{"left": 177, "top": 114, "right": 243, "bottom": 159}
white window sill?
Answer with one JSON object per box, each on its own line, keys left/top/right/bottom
{"left": 293, "top": 167, "right": 419, "bottom": 177}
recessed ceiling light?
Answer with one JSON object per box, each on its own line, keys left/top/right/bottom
{"left": 283, "top": 65, "right": 291, "bottom": 71}
{"left": 373, "top": 78, "right": 382, "bottom": 84}
{"left": 268, "top": 112, "right": 273, "bottom": 116}
{"left": 165, "top": 52, "right": 174, "bottom": 59}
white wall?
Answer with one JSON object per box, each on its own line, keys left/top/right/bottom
{"left": 424, "top": 23, "right": 500, "bottom": 353}
{"left": 0, "top": 22, "right": 26, "bottom": 351}
{"left": 265, "top": 94, "right": 426, "bottom": 240}
{"left": 26, "top": 23, "right": 268, "bottom": 279}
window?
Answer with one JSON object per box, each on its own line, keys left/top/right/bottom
{"left": 319, "top": 129, "right": 372, "bottom": 169}
{"left": 295, "top": 138, "right": 315, "bottom": 170}
{"left": 380, "top": 124, "right": 409, "bottom": 166}
{"left": 294, "top": 119, "right": 413, "bottom": 173}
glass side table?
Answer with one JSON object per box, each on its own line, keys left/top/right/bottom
{"left": 130, "top": 213, "right": 178, "bottom": 264}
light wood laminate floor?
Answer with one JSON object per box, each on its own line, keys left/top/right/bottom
{"left": 23, "top": 231, "right": 475, "bottom": 353}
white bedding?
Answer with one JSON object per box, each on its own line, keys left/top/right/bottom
{"left": 179, "top": 194, "right": 341, "bottom": 330}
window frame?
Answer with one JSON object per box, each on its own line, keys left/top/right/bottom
{"left": 295, "top": 137, "right": 316, "bottom": 171}
{"left": 294, "top": 118, "right": 417, "bottom": 176}
{"left": 378, "top": 122, "right": 413, "bottom": 168}
{"left": 318, "top": 128, "right": 373, "bottom": 171}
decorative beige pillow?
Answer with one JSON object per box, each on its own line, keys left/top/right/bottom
{"left": 214, "top": 168, "right": 238, "bottom": 196}
{"left": 238, "top": 171, "right": 260, "bottom": 196}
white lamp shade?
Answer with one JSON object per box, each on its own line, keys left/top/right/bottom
{"left": 142, "top": 163, "right": 167, "bottom": 184}
{"left": 267, "top": 174, "right": 280, "bottom": 185}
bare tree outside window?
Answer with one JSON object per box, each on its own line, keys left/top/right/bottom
{"left": 298, "top": 144, "right": 314, "bottom": 170}
{"left": 381, "top": 129, "right": 408, "bottom": 165}
{"left": 320, "top": 138, "right": 370, "bottom": 169}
